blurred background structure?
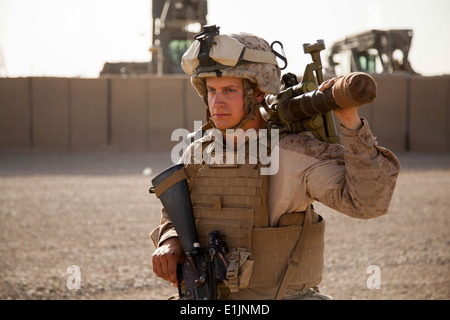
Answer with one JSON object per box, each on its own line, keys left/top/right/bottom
{"left": 100, "top": 0, "right": 207, "bottom": 76}
{"left": 0, "top": 0, "right": 449, "bottom": 155}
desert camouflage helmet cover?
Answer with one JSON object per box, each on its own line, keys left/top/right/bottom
{"left": 181, "top": 26, "right": 282, "bottom": 99}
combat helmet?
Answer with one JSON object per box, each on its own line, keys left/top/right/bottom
{"left": 181, "top": 25, "right": 282, "bottom": 129}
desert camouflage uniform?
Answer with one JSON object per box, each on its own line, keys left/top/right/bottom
{"left": 150, "top": 29, "right": 400, "bottom": 300}
{"left": 150, "top": 118, "right": 400, "bottom": 299}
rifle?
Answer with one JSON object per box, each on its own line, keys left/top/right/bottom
{"left": 149, "top": 164, "right": 227, "bottom": 300}
{"left": 261, "top": 39, "right": 377, "bottom": 142}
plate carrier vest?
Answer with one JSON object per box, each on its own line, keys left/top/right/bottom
{"left": 183, "top": 137, "right": 325, "bottom": 294}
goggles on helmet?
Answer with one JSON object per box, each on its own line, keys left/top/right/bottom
{"left": 182, "top": 25, "right": 283, "bottom": 76}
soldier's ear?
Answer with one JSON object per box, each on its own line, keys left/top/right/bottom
{"left": 254, "top": 86, "right": 265, "bottom": 103}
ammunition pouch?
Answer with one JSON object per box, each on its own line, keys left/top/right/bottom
{"left": 252, "top": 212, "right": 325, "bottom": 291}
{"left": 223, "top": 248, "right": 253, "bottom": 292}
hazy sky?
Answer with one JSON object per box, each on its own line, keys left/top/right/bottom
{"left": 0, "top": 0, "right": 449, "bottom": 77}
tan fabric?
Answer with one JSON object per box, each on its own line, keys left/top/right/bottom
{"left": 182, "top": 34, "right": 278, "bottom": 74}
{"left": 150, "top": 117, "right": 401, "bottom": 299}
{"left": 267, "top": 118, "right": 400, "bottom": 226}
{"left": 274, "top": 205, "right": 313, "bottom": 300}
{"left": 180, "top": 40, "right": 201, "bottom": 74}
{"left": 183, "top": 160, "right": 324, "bottom": 292}
{"left": 209, "top": 35, "right": 245, "bottom": 66}
{"left": 332, "top": 72, "right": 377, "bottom": 108}
{"left": 250, "top": 214, "right": 324, "bottom": 290}
{"left": 223, "top": 248, "right": 253, "bottom": 292}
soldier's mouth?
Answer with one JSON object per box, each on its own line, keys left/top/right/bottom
{"left": 213, "top": 113, "right": 230, "bottom": 118}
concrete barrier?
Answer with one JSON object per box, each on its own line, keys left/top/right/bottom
{"left": 110, "top": 78, "right": 147, "bottom": 152}
{"left": 31, "top": 77, "right": 70, "bottom": 151}
{"left": 147, "top": 76, "right": 185, "bottom": 151}
{"left": 70, "top": 78, "right": 108, "bottom": 152}
{"left": 409, "top": 75, "right": 450, "bottom": 152}
{"left": 371, "top": 74, "right": 410, "bottom": 153}
{"left": 185, "top": 78, "right": 207, "bottom": 131}
{"left": 0, "top": 78, "right": 30, "bottom": 150}
{"left": 0, "top": 74, "right": 449, "bottom": 153}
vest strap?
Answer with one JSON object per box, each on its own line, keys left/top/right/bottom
{"left": 225, "top": 250, "right": 240, "bottom": 292}
{"left": 274, "top": 205, "right": 313, "bottom": 300}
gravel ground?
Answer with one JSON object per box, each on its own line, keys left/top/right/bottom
{"left": 0, "top": 151, "right": 449, "bottom": 300}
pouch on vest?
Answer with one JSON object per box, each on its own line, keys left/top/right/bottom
{"left": 223, "top": 248, "right": 254, "bottom": 292}
{"left": 249, "top": 210, "right": 325, "bottom": 290}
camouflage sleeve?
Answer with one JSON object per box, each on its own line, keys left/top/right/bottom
{"left": 308, "top": 118, "right": 401, "bottom": 218}
{"left": 149, "top": 208, "right": 179, "bottom": 248}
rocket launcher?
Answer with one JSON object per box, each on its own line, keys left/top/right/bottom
{"left": 262, "top": 40, "right": 377, "bottom": 143}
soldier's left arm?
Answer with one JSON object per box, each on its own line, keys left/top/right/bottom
{"left": 307, "top": 118, "right": 401, "bottom": 219}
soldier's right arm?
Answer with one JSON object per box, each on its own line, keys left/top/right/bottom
{"left": 150, "top": 208, "right": 178, "bottom": 248}
{"left": 150, "top": 208, "right": 184, "bottom": 287}
{"left": 151, "top": 236, "right": 184, "bottom": 287}
{"left": 149, "top": 146, "right": 195, "bottom": 287}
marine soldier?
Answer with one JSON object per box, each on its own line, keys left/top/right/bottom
{"left": 150, "top": 28, "right": 400, "bottom": 300}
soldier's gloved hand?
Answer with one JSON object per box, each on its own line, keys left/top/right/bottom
{"left": 152, "top": 237, "right": 185, "bottom": 287}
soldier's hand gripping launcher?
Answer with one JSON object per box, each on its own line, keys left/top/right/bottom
{"left": 262, "top": 40, "right": 377, "bottom": 143}
{"left": 150, "top": 164, "right": 227, "bottom": 300}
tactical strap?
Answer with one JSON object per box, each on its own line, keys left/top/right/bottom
{"left": 225, "top": 250, "right": 240, "bottom": 292}
{"left": 332, "top": 72, "right": 377, "bottom": 108}
{"left": 274, "top": 205, "right": 313, "bottom": 300}
{"left": 224, "top": 249, "right": 253, "bottom": 293}
{"left": 153, "top": 167, "right": 188, "bottom": 198}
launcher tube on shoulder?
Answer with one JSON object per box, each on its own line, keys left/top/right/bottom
{"left": 264, "top": 72, "right": 377, "bottom": 141}
{"left": 282, "top": 72, "right": 377, "bottom": 121}
{"left": 280, "top": 85, "right": 340, "bottom": 121}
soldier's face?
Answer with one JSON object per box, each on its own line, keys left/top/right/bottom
{"left": 206, "top": 77, "right": 246, "bottom": 130}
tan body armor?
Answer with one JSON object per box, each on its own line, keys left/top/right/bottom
{"left": 184, "top": 141, "right": 325, "bottom": 294}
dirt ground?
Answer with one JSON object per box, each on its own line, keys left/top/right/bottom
{"left": 0, "top": 150, "right": 449, "bottom": 300}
